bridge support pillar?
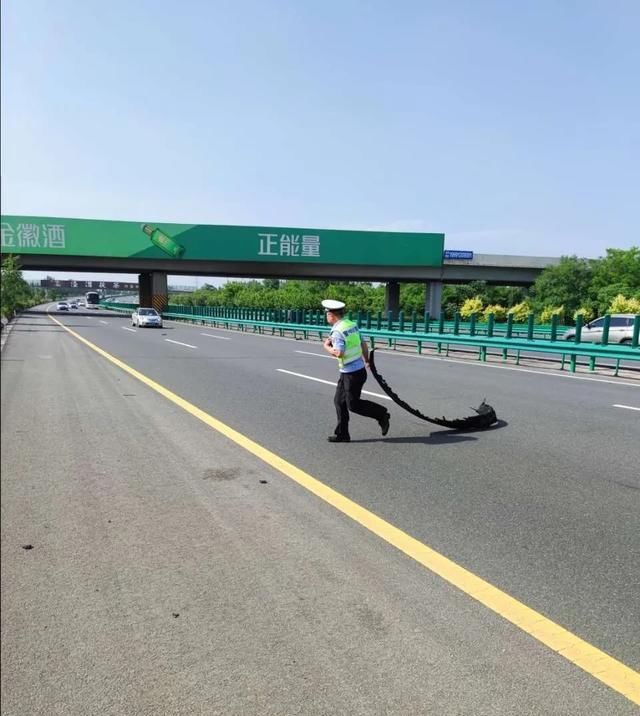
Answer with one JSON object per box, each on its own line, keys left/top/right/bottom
{"left": 385, "top": 281, "right": 400, "bottom": 319}
{"left": 425, "top": 280, "right": 443, "bottom": 317}
{"left": 139, "top": 272, "right": 168, "bottom": 313}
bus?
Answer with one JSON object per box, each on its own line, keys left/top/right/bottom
{"left": 85, "top": 291, "right": 100, "bottom": 308}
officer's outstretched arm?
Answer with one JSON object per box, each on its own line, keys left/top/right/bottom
{"left": 361, "top": 340, "right": 370, "bottom": 365}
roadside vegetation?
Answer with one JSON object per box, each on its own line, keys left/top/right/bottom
{"left": 1, "top": 255, "right": 49, "bottom": 323}
{"left": 169, "top": 247, "right": 640, "bottom": 324}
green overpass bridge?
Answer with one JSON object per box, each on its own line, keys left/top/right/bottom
{"left": 3, "top": 215, "right": 558, "bottom": 315}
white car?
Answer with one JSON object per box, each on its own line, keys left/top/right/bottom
{"left": 563, "top": 314, "right": 636, "bottom": 344}
{"left": 132, "top": 307, "right": 163, "bottom": 328}
{"left": 56, "top": 301, "right": 69, "bottom": 311}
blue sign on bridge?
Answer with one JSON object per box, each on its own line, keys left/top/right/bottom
{"left": 444, "top": 250, "right": 474, "bottom": 260}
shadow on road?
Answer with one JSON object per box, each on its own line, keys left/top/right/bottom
{"left": 351, "top": 419, "right": 508, "bottom": 444}
{"left": 352, "top": 434, "right": 477, "bottom": 445}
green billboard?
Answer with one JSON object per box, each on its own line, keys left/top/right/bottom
{"left": 0, "top": 215, "right": 444, "bottom": 267}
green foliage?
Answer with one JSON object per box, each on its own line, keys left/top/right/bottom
{"left": 507, "top": 301, "right": 532, "bottom": 322}
{"left": 460, "top": 296, "right": 483, "bottom": 318}
{"left": 171, "top": 279, "right": 387, "bottom": 314}
{"left": 482, "top": 304, "right": 507, "bottom": 322}
{"left": 574, "top": 306, "right": 594, "bottom": 322}
{"left": 530, "top": 256, "right": 593, "bottom": 322}
{"left": 441, "top": 281, "right": 526, "bottom": 319}
{"left": 609, "top": 294, "right": 640, "bottom": 314}
{"left": 590, "top": 248, "right": 640, "bottom": 301}
{"left": 531, "top": 248, "right": 639, "bottom": 322}
{"left": 1, "top": 255, "right": 41, "bottom": 320}
{"left": 539, "top": 305, "right": 565, "bottom": 323}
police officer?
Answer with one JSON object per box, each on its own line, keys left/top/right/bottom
{"left": 322, "top": 299, "right": 390, "bottom": 443}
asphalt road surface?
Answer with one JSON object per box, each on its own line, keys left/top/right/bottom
{"left": 1, "top": 306, "right": 639, "bottom": 715}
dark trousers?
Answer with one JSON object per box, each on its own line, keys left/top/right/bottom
{"left": 334, "top": 367, "right": 388, "bottom": 438}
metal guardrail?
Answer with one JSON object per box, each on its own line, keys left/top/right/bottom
{"left": 101, "top": 302, "right": 639, "bottom": 376}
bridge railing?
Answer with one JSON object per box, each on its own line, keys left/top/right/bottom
{"left": 100, "top": 302, "right": 639, "bottom": 376}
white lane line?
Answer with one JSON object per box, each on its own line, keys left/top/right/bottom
{"left": 165, "top": 338, "right": 197, "bottom": 349}
{"left": 99, "top": 320, "right": 109, "bottom": 325}
{"left": 613, "top": 404, "right": 640, "bottom": 411}
{"left": 200, "top": 332, "right": 231, "bottom": 340}
{"left": 277, "top": 369, "right": 391, "bottom": 400}
{"left": 295, "top": 350, "right": 332, "bottom": 359}
{"left": 122, "top": 327, "right": 137, "bottom": 333}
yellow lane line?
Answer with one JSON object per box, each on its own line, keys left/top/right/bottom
{"left": 49, "top": 314, "right": 640, "bottom": 706}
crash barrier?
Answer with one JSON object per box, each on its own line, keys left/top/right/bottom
{"left": 101, "top": 302, "right": 639, "bottom": 376}
{"left": 102, "top": 302, "right": 640, "bottom": 344}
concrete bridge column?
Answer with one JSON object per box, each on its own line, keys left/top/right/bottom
{"left": 425, "top": 280, "right": 443, "bottom": 317}
{"left": 139, "top": 272, "right": 168, "bottom": 312}
{"left": 384, "top": 281, "right": 400, "bottom": 319}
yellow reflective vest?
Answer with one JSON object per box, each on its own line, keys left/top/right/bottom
{"left": 333, "top": 319, "right": 363, "bottom": 370}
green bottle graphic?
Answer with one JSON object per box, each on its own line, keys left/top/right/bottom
{"left": 141, "top": 224, "right": 185, "bottom": 258}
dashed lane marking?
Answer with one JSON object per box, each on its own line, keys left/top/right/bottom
{"left": 200, "top": 332, "right": 231, "bottom": 340}
{"left": 165, "top": 339, "right": 197, "bottom": 349}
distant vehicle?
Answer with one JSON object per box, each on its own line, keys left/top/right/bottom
{"left": 563, "top": 314, "right": 636, "bottom": 344}
{"left": 69, "top": 302, "right": 78, "bottom": 309}
{"left": 78, "top": 300, "right": 86, "bottom": 307}
{"left": 132, "top": 307, "right": 163, "bottom": 328}
{"left": 56, "top": 301, "right": 69, "bottom": 311}
{"left": 85, "top": 291, "right": 100, "bottom": 308}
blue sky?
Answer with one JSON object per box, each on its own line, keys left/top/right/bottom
{"left": 2, "top": 0, "right": 638, "bottom": 285}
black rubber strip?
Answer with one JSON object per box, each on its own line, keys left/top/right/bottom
{"left": 368, "top": 348, "right": 498, "bottom": 431}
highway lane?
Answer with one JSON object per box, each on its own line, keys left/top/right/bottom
{"left": 6, "top": 313, "right": 640, "bottom": 714}
{"left": 42, "top": 308, "right": 640, "bottom": 672}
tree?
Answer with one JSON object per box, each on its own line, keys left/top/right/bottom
{"left": 1, "top": 255, "right": 33, "bottom": 320}
{"left": 530, "top": 256, "right": 594, "bottom": 323}
{"left": 589, "top": 247, "right": 640, "bottom": 313}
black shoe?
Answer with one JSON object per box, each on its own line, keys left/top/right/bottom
{"left": 379, "top": 413, "right": 390, "bottom": 436}
{"left": 328, "top": 435, "right": 351, "bottom": 443}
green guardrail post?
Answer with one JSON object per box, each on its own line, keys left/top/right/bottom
{"left": 453, "top": 312, "right": 460, "bottom": 335}
{"left": 376, "top": 311, "right": 382, "bottom": 330}
{"left": 437, "top": 311, "right": 445, "bottom": 353}
{"left": 357, "top": 310, "right": 363, "bottom": 328}
{"left": 570, "top": 315, "right": 584, "bottom": 372}
{"left": 387, "top": 311, "right": 393, "bottom": 330}
{"left": 365, "top": 311, "right": 371, "bottom": 330}
{"left": 632, "top": 315, "right": 640, "bottom": 348}
{"left": 469, "top": 313, "right": 477, "bottom": 337}
{"left": 591, "top": 314, "right": 612, "bottom": 372}
{"left": 399, "top": 310, "right": 405, "bottom": 332}
{"left": 424, "top": 311, "right": 430, "bottom": 334}
{"left": 411, "top": 311, "right": 417, "bottom": 333}
{"left": 550, "top": 315, "right": 559, "bottom": 341}
{"left": 574, "top": 314, "right": 583, "bottom": 344}
{"left": 527, "top": 313, "right": 534, "bottom": 340}
{"left": 487, "top": 313, "right": 495, "bottom": 337}
{"left": 506, "top": 313, "right": 514, "bottom": 339}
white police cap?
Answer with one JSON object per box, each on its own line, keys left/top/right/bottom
{"left": 321, "top": 299, "right": 346, "bottom": 311}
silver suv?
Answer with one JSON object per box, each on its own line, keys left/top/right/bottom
{"left": 563, "top": 314, "right": 637, "bottom": 344}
